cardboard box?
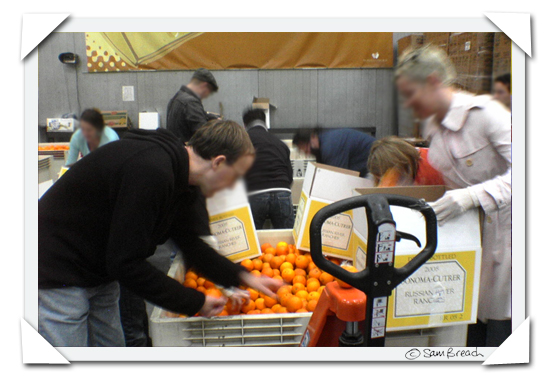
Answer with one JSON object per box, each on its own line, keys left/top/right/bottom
{"left": 292, "top": 162, "right": 373, "bottom": 259}
{"left": 46, "top": 118, "right": 77, "bottom": 132}
{"left": 397, "top": 34, "right": 424, "bottom": 57}
{"left": 252, "top": 97, "right": 275, "bottom": 129}
{"left": 206, "top": 180, "right": 261, "bottom": 262}
{"left": 493, "top": 32, "right": 512, "bottom": 79}
{"left": 101, "top": 110, "right": 132, "bottom": 129}
{"left": 424, "top": 32, "right": 450, "bottom": 53}
{"left": 351, "top": 186, "right": 482, "bottom": 331}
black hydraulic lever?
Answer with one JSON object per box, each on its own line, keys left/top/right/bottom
{"left": 309, "top": 194, "right": 438, "bottom": 347}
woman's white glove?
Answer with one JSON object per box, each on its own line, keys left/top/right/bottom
{"left": 429, "top": 188, "right": 480, "bottom": 226}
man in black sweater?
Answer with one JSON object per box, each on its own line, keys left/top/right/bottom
{"left": 38, "top": 120, "right": 281, "bottom": 347}
{"left": 166, "top": 68, "right": 220, "bottom": 142}
{"left": 242, "top": 108, "right": 294, "bottom": 229}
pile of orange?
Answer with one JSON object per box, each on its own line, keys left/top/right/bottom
{"left": 173, "top": 241, "right": 355, "bottom": 318}
{"left": 38, "top": 145, "right": 69, "bottom": 151}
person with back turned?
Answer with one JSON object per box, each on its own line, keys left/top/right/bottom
{"left": 167, "top": 68, "right": 220, "bottom": 142}
{"left": 242, "top": 108, "right": 294, "bottom": 229}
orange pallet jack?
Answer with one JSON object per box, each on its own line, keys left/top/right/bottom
{"left": 300, "top": 194, "right": 438, "bottom": 347}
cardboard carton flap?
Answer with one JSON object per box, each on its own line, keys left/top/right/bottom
{"left": 354, "top": 185, "right": 446, "bottom": 203}
{"left": 312, "top": 162, "right": 360, "bottom": 177}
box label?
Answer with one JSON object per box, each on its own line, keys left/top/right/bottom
{"left": 209, "top": 206, "right": 260, "bottom": 262}
{"left": 386, "top": 250, "right": 477, "bottom": 330}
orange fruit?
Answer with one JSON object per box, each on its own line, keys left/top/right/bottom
{"left": 261, "top": 308, "right": 274, "bottom": 314}
{"left": 295, "top": 268, "right": 307, "bottom": 277}
{"left": 295, "top": 290, "right": 309, "bottom": 300}
{"left": 319, "top": 272, "right": 334, "bottom": 285}
{"left": 307, "top": 300, "right": 318, "bottom": 312}
{"left": 240, "top": 259, "right": 254, "bottom": 272}
{"left": 281, "top": 268, "right": 296, "bottom": 283}
{"left": 307, "top": 279, "right": 321, "bottom": 293}
{"left": 265, "top": 247, "right": 276, "bottom": 256}
{"left": 241, "top": 300, "right": 256, "bottom": 313}
{"left": 261, "top": 243, "right": 272, "bottom": 253}
{"left": 292, "top": 283, "right": 306, "bottom": 294}
{"left": 271, "top": 303, "right": 282, "bottom": 313}
{"left": 317, "top": 285, "right": 326, "bottom": 294}
{"left": 277, "top": 285, "right": 293, "bottom": 298}
{"left": 262, "top": 262, "right": 271, "bottom": 270}
{"left": 185, "top": 271, "right": 198, "bottom": 281}
{"left": 280, "top": 292, "right": 294, "bottom": 307}
{"left": 330, "top": 258, "right": 342, "bottom": 265}
{"left": 204, "top": 280, "right": 215, "bottom": 289}
{"left": 275, "top": 243, "right": 289, "bottom": 256}
{"left": 270, "top": 256, "right": 284, "bottom": 270}
{"left": 308, "top": 291, "right": 321, "bottom": 301}
{"left": 307, "top": 277, "right": 318, "bottom": 285}
{"left": 247, "top": 310, "right": 261, "bottom": 315}
{"left": 285, "top": 253, "right": 296, "bottom": 266}
{"left": 279, "top": 262, "right": 293, "bottom": 272}
{"left": 273, "top": 275, "right": 283, "bottom": 281}
{"left": 218, "top": 310, "right": 229, "bottom": 316}
{"left": 196, "top": 286, "right": 206, "bottom": 294}
{"left": 302, "top": 299, "right": 308, "bottom": 308}
{"left": 197, "top": 277, "right": 206, "bottom": 287}
{"left": 205, "top": 288, "right": 222, "bottom": 298}
{"left": 253, "top": 259, "right": 263, "bottom": 271}
{"left": 250, "top": 270, "right": 261, "bottom": 277}
{"left": 295, "top": 256, "right": 309, "bottom": 269}
{"left": 262, "top": 253, "right": 274, "bottom": 264}
{"left": 264, "top": 296, "right": 278, "bottom": 308}
{"left": 286, "top": 296, "right": 303, "bottom": 312}
{"left": 276, "top": 306, "right": 288, "bottom": 314}
{"left": 183, "top": 278, "right": 197, "bottom": 289}
{"left": 293, "top": 275, "right": 306, "bottom": 285}
{"left": 296, "top": 308, "right": 309, "bottom": 313}
{"left": 308, "top": 261, "right": 318, "bottom": 273}
{"left": 261, "top": 266, "right": 274, "bottom": 277}
{"left": 289, "top": 245, "right": 296, "bottom": 254}
{"left": 273, "top": 269, "right": 281, "bottom": 277}
{"left": 336, "top": 266, "right": 358, "bottom": 288}
{"left": 255, "top": 298, "right": 266, "bottom": 310}
{"left": 248, "top": 288, "right": 259, "bottom": 301}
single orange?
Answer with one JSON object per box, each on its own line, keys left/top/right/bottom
{"left": 292, "top": 282, "right": 306, "bottom": 294}
{"left": 286, "top": 296, "right": 303, "bottom": 312}
{"left": 241, "top": 300, "right": 256, "bottom": 313}
{"left": 261, "top": 308, "right": 274, "bottom": 314}
{"left": 262, "top": 262, "right": 271, "bottom": 270}
{"left": 252, "top": 259, "right": 263, "bottom": 271}
{"left": 185, "top": 271, "right": 198, "bottom": 281}
{"left": 285, "top": 253, "right": 296, "bottom": 266}
{"left": 270, "top": 256, "right": 284, "bottom": 270}
{"left": 205, "top": 288, "right": 222, "bottom": 298}
{"left": 240, "top": 259, "right": 254, "bottom": 272}
{"left": 217, "top": 309, "right": 229, "bottom": 316}
{"left": 280, "top": 292, "right": 294, "bottom": 307}
{"left": 295, "top": 290, "right": 309, "bottom": 300}
{"left": 281, "top": 268, "right": 296, "bottom": 283}
{"left": 264, "top": 247, "right": 277, "bottom": 256}
{"left": 248, "top": 288, "right": 259, "bottom": 301}
{"left": 273, "top": 269, "right": 281, "bottom": 277}
{"left": 261, "top": 243, "right": 272, "bottom": 253}
{"left": 308, "top": 261, "right": 318, "bottom": 273}
{"left": 295, "top": 255, "right": 309, "bottom": 269}
{"left": 307, "top": 279, "right": 321, "bottom": 293}
{"left": 276, "top": 306, "right": 288, "bottom": 314}
{"left": 196, "top": 286, "right": 206, "bottom": 294}
{"left": 264, "top": 296, "right": 278, "bottom": 308}
{"left": 279, "top": 262, "right": 293, "bottom": 272}
{"left": 307, "top": 277, "right": 318, "bottom": 285}
{"left": 183, "top": 278, "right": 197, "bottom": 289}
{"left": 296, "top": 308, "right": 309, "bottom": 313}
{"left": 302, "top": 299, "right": 308, "bottom": 308}
{"left": 250, "top": 270, "right": 261, "bottom": 277}
{"left": 293, "top": 275, "right": 307, "bottom": 285}
{"left": 273, "top": 275, "right": 283, "bottom": 281}
{"left": 271, "top": 303, "right": 282, "bottom": 313}
{"left": 295, "top": 268, "right": 307, "bottom": 277}
{"left": 306, "top": 300, "right": 318, "bottom": 312}
{"left": 247, "top": 310, "right": 261, "bottom": 315}
{"left": 288, "top": 245, "right": 296, "bottom": 255}
{"left": 204, "top": 280, "right": 216, "bottom": 289}
{"left": 330, "top": 257, "right": 342, "bottom": 265}
{"left": 307, "top": 291, "right": 321, "bottom": 302}
{"left": 255, "top": 298, "right": 266, "bottom": 310}
{"left": 263, "top": 253, "right": 274, "bottom": 264}
{"left": 196, "top": 277, "right": 206, "bottom": 287}
{"left": 319, "top": 272, "right": 334, "bottom": 285}
{"left": 261, "top": 266, "right": 274, "bottom": 277}
{"left": 277, "top": 285, "right": 293, "bottom": 298}
{"left": 335, "top": 266, "right": 358, "bottom": 288}
{"left": 275, "top": 244, "right": 289, "bottom": 256}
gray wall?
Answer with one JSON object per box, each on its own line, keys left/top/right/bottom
{"left": 39, "top": 32, "right": 399, "bottom": 141}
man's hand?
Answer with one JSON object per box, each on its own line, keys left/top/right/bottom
{"left": 429, "top": 188, "right": 480, "bottom": 226}
{"left": 224, "top": 288, "right": 250, "bottom": 313}
{"left": 239, "top": 272, "right": 283, "bottom": 299}
{"left": 198, "top": 295, "right": 227, "bottom": 317}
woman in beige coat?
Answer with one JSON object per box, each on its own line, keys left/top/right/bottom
{"left": 395, "top": 46, "right": 512, "bottom": 347}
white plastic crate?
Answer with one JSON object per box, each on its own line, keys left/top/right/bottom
{"left": 149, "top": 230, "right": 312, "bottom": 347}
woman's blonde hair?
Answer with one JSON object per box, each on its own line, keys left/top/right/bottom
{"left": 395, "top": 45, "right": 457, "bottom": 86}
{"left": 367, "top": 136, "right": 420, "bottom": 184}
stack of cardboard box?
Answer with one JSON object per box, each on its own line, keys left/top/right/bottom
{"left": 423, "top": 32, "right": 450, "bottom": 53}
{"left": 493, "top": 32, "right": 512, "bottom": 79}
{"left": 397, "top": 34, "right": 424, "bottom": 58}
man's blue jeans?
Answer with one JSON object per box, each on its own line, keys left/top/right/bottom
{"left": 248, "top": 190, "right": 295, "bottom": 230}
{"left": 38, "top": 281, "right": 125, "bottom": 347}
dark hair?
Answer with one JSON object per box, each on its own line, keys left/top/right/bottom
{"left": 80, "top": 108, "right": 105, "bottom": 131}
{"left": 495, "top": 73, "right": 511, "bottom": 93}
{"left": 242, "top": 108, "right": 266, "bottom": 126}
{"left": 292, "top": 127, "right": 321, "bottom": 147}
{"left": 188, "top": 119, "right": 255, "bottom": 165}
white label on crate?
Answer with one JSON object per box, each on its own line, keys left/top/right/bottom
{"left": 371, "top": 296, "right": 388, "bottom": 339}
{"left": 210, "top": 217, "right": 250, "bottom": 257}
{"left": 393, "top": 261, "right": 467, "bottom": 317}
{"left": 321, "top": 213, "right": 353, "bottom": 250}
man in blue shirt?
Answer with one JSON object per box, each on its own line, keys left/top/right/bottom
{"left": 293, "top": 128, "right": 376, "bottom": 177}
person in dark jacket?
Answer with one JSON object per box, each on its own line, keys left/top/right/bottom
{"left": 242, "top": 108, "right": 294, "bottom": 229}
{"left": 293, "top": 127, "right": 376, "bottom": 177}
{"left": 38, "top": 120, "right": 281, "bottom": 347}
{"left": 166, "top": 68, "right": 220, "bottom": 142}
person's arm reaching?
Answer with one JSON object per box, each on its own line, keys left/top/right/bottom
{"left": 65, "top": 133, "right": 80, "bottom": 165}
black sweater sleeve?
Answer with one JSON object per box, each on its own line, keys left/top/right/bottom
{"left": 105, "top": 167, "right": 205, "bottom": 316}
